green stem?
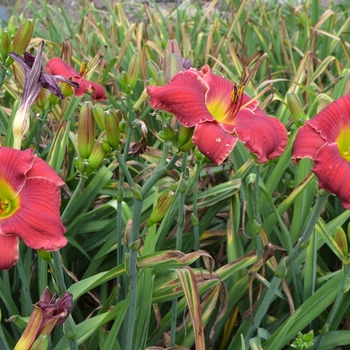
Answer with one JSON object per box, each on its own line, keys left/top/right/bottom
{"left": 116, "top": 152, "right": 137, "bottom": 190}
{"left": 124, "top": 148, "right": 178, "bottom": 350}
{"left": 124, "top": 199, "right": 143, "bottom": 350}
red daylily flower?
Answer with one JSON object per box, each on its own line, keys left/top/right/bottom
{"left": 292, "top": 94, "right": 350, "bottom": 209}
{"left": 147, "top": 65, "right": 287, "bottom": 165}
{"left": 0, "top": 147, "right": 67, "bottom": 270}
{"left": 46, "top": 58, "right": 107, "bottom": 101}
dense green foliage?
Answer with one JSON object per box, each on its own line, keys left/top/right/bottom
{"left": 1, "top": 0, "right": 350, "bottom": 349}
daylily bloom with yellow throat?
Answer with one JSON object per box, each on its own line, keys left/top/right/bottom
{"left": 147, "top": 65, "right": 287, "bottom": 165}
{"left": 46, "top": 58, "right": 107, "bottom": 101}
{"left": 292, "top": 94, "right": 350, "bottom": 209}
{"left": 0, "top": 147, "right": 67, "bottom": 270}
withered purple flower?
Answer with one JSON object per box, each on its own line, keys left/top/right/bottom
{"left": 8, "top": 41, "right": 79, "bottom": 149}
{"left": 14, "top": 288, "right": 73, "bottom": 350}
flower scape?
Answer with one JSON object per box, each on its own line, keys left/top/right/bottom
{"left": 1, "top": 2, "right": 350, "bottom": 350}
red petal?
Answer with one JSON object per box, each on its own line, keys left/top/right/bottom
{"left": 90, "top": 80, "right": 107, "bottom": 101}
{"left": 1, "top": 178, "right": 67, "bottom": 250}
{"left": 0, "top": 234, "right": 18, "bottom": 270}
{"left": 71, "top": 76, "right": 91, "bottom": 97}
{"left": 308, "top": 95, "right": 350, "bottom": 143}
{"left": 46, "top": 58, "right": 79, "bottom": 78}
{"left": 292, "top": 124, "right": 326, "bottom": 163}
{"left": 233, "top": 108, "right": 288, "bottom": 162}
{"left": 192, "top": 122, "right": 237, "bottom": 165}
{"left": 0, "top": 147, "right": 34, "bottom": 196}
{"left": 27, "top": 155, "right": 64, "bottom": 186}
{"left": 313, "top": 143, "right": 350, "bottom": 209}
{"left": 147, "top": 70, "right": 214, "bottom": 127}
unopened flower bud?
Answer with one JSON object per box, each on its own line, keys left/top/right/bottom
{"left": 11, "top": 19, "right": 34, "bottom": 55}
{"left": 92, "top": 104, "right": 105, "bottom": 131}
{"left": 100, "top": 138, "right": 112, "bottom": 153}
{"left": 78, "top": 101, "right": 95, "bottom": 159}
{"left": 126, "top": 52, "right": 141, "bottom": 90}
{"left": 164, "top": 40, "right": 183, "bottom": 82}
{"left": 104, "top": 109, "right": 121, "bottom": 150}
{"left": 7, "top": 16, "right": 18, "bottom": 35}
{"left": 156, "top": 70, "right": 166, "bottom": 86}
{"left": 88, "top": 140, "right": 106, "bottom": 170}
{"left": 146, "top": 60, "right": 160, "bottom": 82}
{"left": 334, "top": 226, "right": 348, "bottom": 257}
{"left": 1, "top": 31, "right": 11, "bottom": 62}
{"left": 119, "top": 119, "right": 127, "bottom": 133}
{"left": 147, "top": 190, "right": 175, "bottom": 227}
{"left": 287, "top": 92, "right": 305, "bottom": 127}
{"left": 48, "top": 93, "right": 60, "bottom": 107}
{"left": 180, "top": 139, "right": 195, "bottom": 152}
{"left": 159, "top": 124, "right": 175, "bottom": 141}
{"left": 177, "top": 125, "right": 193, "bottom": 148}
{"left": 30, "top": 334, "right": 49, "bottom": 350}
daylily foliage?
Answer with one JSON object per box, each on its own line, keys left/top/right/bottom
{"left": 147, "top": 65, "right": 288, "bottom": 165}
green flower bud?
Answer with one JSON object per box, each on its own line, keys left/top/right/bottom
{"left": 7, "top": 15, "right": 18, "bottom": 36}
{"left": 159, "top": 123, "right": 176, "bottom": 141}
{"left": 100, "top": 138, "right": 112, "bottom": 153}
{"left": 1, "top": 31, "right": 11, "bottom": 62}
{"left": 287, "top": 92, "right": 305, "bottom": 127}
{"left": 147, "top": 190, "right": 175, "bottom": 227}
{"left": 131, "top": 186, "right": 143, "bottom": 200}
{"left": 92, "top": 104, "right": 105, "bottom": 131}
{"left": 119, "top": 119, "right": 127, "bottom": 133}
{"left": 120, "top": 71, "right": 129, "bottom": 92}
{"left": 146, "top": 60, "right": 160, "bottom": 82}
{"left": 11, "top": 19, "right": 34, "bottom": 55}
{"left": 37, "top": 249, "right": 52, "bottom": 264}
{"left": 126, "top": 52, "right": 141, "bottom": 90}
{"left": 334, "top": 226, "right": 348, "bottom": 257}
{"left": 48, "top": 93, "right": 60, "bottom": 107}
{"left": 104, "top": 109, "right": 121, "bottom": 150}
{"left": 156, "top": 70, "right": 166, "bottom": 86}
{"left": 78, "top": 101, "right": 95, "bottom": 159}
{"left": 88, "top": 140, "right": 106, "bottom": 170}
{"left": 116, "top": 186, "right": 125, "bottom": 202}
{"left": 164, "top": 39, "right": 183, "bottom": 82}
{"left": 180, "top": 139, "right": 195, "bottom": 152}
{"left": 30, "top": 335, "right": 49, "bottom": 350}
{"left": 178, "top": 125, "right": 193, "bottom": 148}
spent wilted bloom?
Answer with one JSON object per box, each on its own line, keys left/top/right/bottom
{"left": 147, "top": 65, "right": 287, "bottom": 165}
{"left": 9, "top": 41, "right": 79, "bottom": 149}
{"left": 292, "top": 94, "right": 350, "bottom": 209}
{"left": 14, "top": 287, "right": 73, "bottom": 350}
{"left": 46, "top": 57, "right": 107, "bottom": 101}
{"left": 0, "top": 147, "right": 67, "bottom": 270}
